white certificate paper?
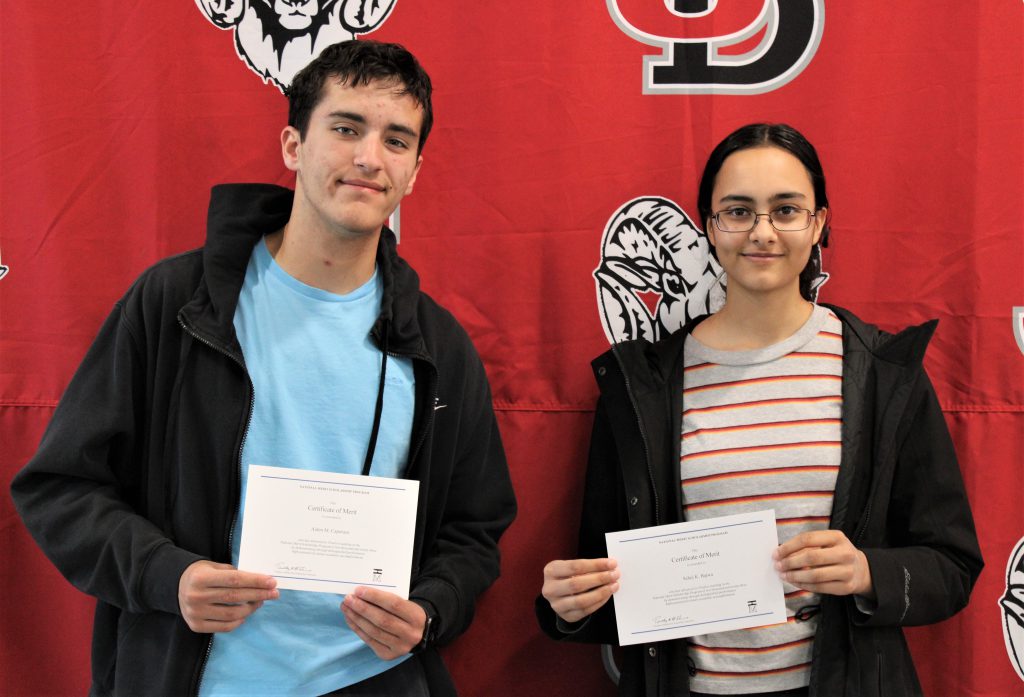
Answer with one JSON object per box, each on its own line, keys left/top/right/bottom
{"left": 237, "top": 465, "right": 419, "bottom": 597}
{"left": 605, "top": 510, "right": 786, "bottom": 646}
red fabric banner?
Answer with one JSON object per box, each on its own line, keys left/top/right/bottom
{"left": 2, "top": 2, "right": 1022, "bottom": 695}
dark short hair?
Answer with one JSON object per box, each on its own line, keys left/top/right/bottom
{"left": 287, "top": 40, "right": 433, "bottom": 154}
{"left": 697, "top": 123, "right": 831, "bottom": 302}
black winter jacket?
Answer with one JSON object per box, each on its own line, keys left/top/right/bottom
{"left": 536, "top": 305, "right": 982, "bottom": 697}
{"left": 11, "top": 184, "right": 517, "bottom": 696}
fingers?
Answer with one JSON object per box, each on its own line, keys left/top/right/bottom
{"left": 773, "top": 531, "right": 872, "bottom": 597}
{"left": 542, "top": 558, "right": 620, "bottom": 624}
{"left": 190, "top": 562, "right": 278, "bottom": 592}
{"left": 548, "top": 584, "right": 619, "bottom": 624}
{"left": 773, "top": 530, "right": 840, "bottom": 560}
{"left": 340, "top": 588, "right": 426, "bottom": 660}
{"left": 344, "top": 611, "right": 398, "bottom": 659}
{"left": 349, "top": 587, "right": 424, "bottom": 625}
{"left": 178, "top": 560, "right": 279, "bottom": 634}
{"left": 544, "top": 558, "right": 617, "bottom": 580}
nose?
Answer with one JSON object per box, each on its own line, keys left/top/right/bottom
{"left": 354, "top": 137, "right": 383, "bottom": 172}
{"left": 748, "top": 213, "right": 777, "bottom": 243}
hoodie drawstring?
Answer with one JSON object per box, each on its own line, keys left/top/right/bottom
{"left": 362, "top": 321, "right": 389, "bottom": 476}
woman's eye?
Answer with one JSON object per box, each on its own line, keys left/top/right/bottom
{"left": 725, "top": 207, "right": 753, "bottom": 219}
{"left": 775, "top": 205, "right": 800, "bottom": 216}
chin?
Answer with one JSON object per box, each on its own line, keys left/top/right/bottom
{"left": 333, "top": 225, "right": 383, "bottom": 238}
{"left": 342, "top": 218, "right": 389, "bottom": 236}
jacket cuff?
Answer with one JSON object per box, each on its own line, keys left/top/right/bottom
{"left": 854, "top": 548, "right": 908, "bottom": 626}
{"left": 534, "top": 594, "right": 590, "bottom": 640}
{"left": 139, "top": 542, "right": 205, "bottom": 615}
{"left": 410, "top": 577, "right": 459, "bottom": 644}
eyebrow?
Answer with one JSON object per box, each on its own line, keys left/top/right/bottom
{"left": 327, "top": 111, "right": 419, "bottom": 140}
{"left": 718, "top": 192, "right": 808, "bottom": 205}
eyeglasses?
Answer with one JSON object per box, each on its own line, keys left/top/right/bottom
{"left": 711, "top": 205, "right": 816, "bottom": 233}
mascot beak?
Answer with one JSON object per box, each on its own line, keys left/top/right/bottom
{"left": 1001, "top": 585, "right": 1024, "bottom": 629}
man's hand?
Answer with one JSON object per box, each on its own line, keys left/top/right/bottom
{"left": 541, "top": 558, "right": 620, "bottom": 624}
{"left": 774, "top": 530, "right": 875, "bottom": 598}
{"left": 177, "top": 560, "right": 279, "bottom": 633}
{"left": 340, "top": 587, "right": 427, "bottom": 660}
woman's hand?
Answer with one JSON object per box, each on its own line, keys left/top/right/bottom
{"left": 773, "top": 530, "right": 874, "bottom": 598}
{"left": 542, "top": 558, "right": 620, "bottom": 624}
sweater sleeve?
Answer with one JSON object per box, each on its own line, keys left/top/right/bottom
{"left": 855, "top": 370, "right": 983, "bottom": 627}
{"left": 10, "top": 302, "right": 202, "bottom": 617}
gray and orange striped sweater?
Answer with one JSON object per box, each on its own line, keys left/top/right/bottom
{"left": 537, "top": 304, "right": 982, "bottom": 697}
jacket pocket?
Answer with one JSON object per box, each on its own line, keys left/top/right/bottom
{"left": 92, "top": 604, "right": 123, "bottom": 695}
{"left": 863, "top": 629, "right": 921, "bottom": 697}
{"left": 877, "top": 651, "right": 883, "bottom": 697}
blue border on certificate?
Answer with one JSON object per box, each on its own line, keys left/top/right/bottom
{"left": 261, "top": 474, "right": 408, "bottom": 491}
{"left": 617, "top": 520, "right": 760, "bottom": 544}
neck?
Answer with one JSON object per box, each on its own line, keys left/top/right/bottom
{"left": 266, "top": 220, "right": 381, "bottom": 296}
{"left": 702, "top": 284, "right": 813, "bottom": 350}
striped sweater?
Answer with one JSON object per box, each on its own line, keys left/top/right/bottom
{"left": 681, "top": 305, "right": 843, "bottom": 694}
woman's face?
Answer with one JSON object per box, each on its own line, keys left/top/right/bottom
{"left": 707, "top": 146, "right": 825, "bottom": 301}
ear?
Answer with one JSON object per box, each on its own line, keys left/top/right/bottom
{"left": 281, "top": 126, "right": 302, "bottom": 172}
{"left": 403, "top": 155, "right": 424, "bottom": 196}
{"left": 811, "top": 207, "right": 827, "bottom": 246}
{"left": 706, "top": 218, "right": 718, "bottom": 249}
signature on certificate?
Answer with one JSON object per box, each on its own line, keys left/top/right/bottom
{"left": 652, "top": 614, "right": 686, "bottom": 626}
{"left": 275, "top": 563, "right": 312, "bottom": 573}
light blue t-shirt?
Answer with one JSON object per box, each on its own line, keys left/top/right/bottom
{"left": 200, "top": 239, "right": 416, "bottom": 696}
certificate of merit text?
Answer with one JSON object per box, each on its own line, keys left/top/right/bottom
{"left": 605, "top": 510, "right": 787, "bottom": 646}
{"left": 237, "top": 465, "right": 419, "bottom": 597}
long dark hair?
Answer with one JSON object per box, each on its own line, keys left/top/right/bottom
{"left": 697, "top": 123, "right": 830, "bottom": 301}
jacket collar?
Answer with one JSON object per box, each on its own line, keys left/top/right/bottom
{"left": 599, "top": 304, "right": 937, "bottom": 388}
{"left": 824, "top": 303, "right": 937, "bottom": 368}
{"left": 178, "top": 183, "right": 428, "bottom": 361}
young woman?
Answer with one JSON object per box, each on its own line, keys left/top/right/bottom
{"left": 537, "top": 123, "right": 982, "bottom": 697}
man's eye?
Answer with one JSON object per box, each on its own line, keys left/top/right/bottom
{"left": 335, "top": 126, "right": 357, "bottom": 136}
{"left": 386, "top": 138, "right": 409, "bottom": 149}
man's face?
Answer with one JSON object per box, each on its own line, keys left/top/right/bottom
{"left": 282, "top": 77, "right": 423, "bottom": 239}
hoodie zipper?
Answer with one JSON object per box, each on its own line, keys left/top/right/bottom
{"left": 178, "top": 316, "right": 255, "bottom": 697}
{"left": 610, "top": 346, "right": 661, "bottom": 525}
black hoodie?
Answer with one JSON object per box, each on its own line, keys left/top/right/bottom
{"left": 12, "top": 184, "right": 517, "bottom": 696}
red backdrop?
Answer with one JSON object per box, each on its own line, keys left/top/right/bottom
{"left": 2, "top": 2, "right": 1022, "bottom": 695}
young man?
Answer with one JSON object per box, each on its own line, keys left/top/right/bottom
{"left": 11, "top": 41, "right": 516, "bottom": 696}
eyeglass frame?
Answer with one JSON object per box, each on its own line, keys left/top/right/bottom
{"left": 709, "top": 205, "right": 821, "bottom": 233}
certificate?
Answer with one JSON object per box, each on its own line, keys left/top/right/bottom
{"left": 237, "top": 465, "right": 419, "bottom": 597}
{"left": 605, "top": 510, "right": 786, "bottom": 646}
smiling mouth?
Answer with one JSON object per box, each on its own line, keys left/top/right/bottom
{"left": 341, "top": 179, "right": 386, "bottom": 192}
